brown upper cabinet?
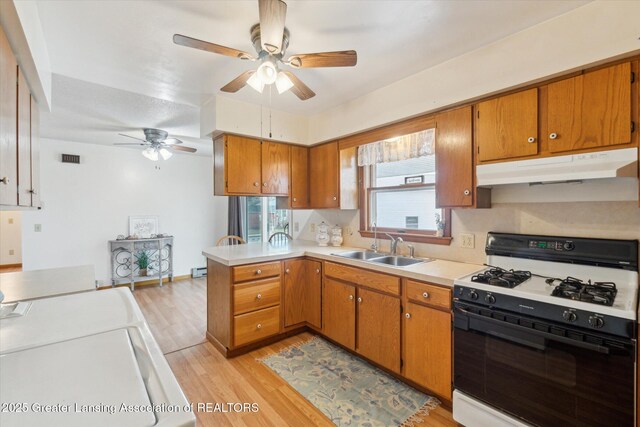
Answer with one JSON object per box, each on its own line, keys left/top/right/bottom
{"left": 435, "top": 106, "right": 474, "bottom": 207}
{"left": 213, "top": 134, "right": 289, "bottom": 196}
{"left": 546, "top": 62, "right": 632, "bottom": 153}
{"left": 475, "top": 88, "right": 539, "bottom": 162}
{"left": 309, "top": 141, "right": 358, "bottom": 209}
{"left": 289, "top": 145, "right": 309, "bottom": 208}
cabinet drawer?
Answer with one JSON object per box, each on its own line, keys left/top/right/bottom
{"left": 325, "top": 262, "right": 400, "bottom": 295}
{"left": 405, "top": 280, "right": 451, "bottom": 310}
{"left": 233, "top": 278, "right": 281, "bottom": 315}
{"left": 233, "top": 261, "right": 281, "bottom": 283}
{"left": 233, "top": 306, "right": 280, "bottom": 347}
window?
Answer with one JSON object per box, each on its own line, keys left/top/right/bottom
{"left": 244, "top": 197, "right": 290, "bottom": 242}
{"left": 359, "top": 130, "right": 451, "bottom": 244}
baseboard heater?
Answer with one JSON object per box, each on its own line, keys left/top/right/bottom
{"left": 191, "top": 267, "right": 207, "bottom": 278}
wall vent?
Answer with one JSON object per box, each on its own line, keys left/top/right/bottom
{"left": 61, "top": 154, "right": 80, "bottom": 164}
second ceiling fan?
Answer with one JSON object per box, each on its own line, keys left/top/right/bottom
{"left": 173, "top": 0, "right": 357, "bottom": 100}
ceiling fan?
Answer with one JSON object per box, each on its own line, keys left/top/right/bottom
{"left": 173, "top": 0, "right": 357, "bottom": 100}
{"left": 115, "top": 128, "right": 197, "bottom": 161}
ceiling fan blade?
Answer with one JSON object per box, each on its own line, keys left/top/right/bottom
{"left": 287, "top": 50, "right": 357, "bottom": 68}
{"left": 259, "top": 0, "right": 287, "bottom": 54}
{"left": 221, "top": 70, "right": 256, "bottom": 93}
{"left": 173, "top": 34, "right": 254, "bottom": 60}
{"left": 114, "top": 142, "right": 147, "bottom": 146}
{"left": 282, "top": 71, "right": 315, "bottom": 100}
{"left": 118, "top": 133, "right": 147, "bottom": 143}
{"left": 170, "top": 145, "right": 197, "bottom": 153}
{"left": 163, "top": 138, "right": 183, "bottom": 145}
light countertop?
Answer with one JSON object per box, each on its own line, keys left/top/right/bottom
{"left": 203, "top": 240, "right": 484, "bottom": 287}
{"left": 0, "top": 265, "right": 95, "bottom": 303}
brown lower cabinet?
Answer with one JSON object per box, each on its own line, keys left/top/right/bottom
{"left": 322, "top": 277, "right": 356, "bottom": 350}
{"left": 283, "top": 258, "right": 322, "bottom": 329}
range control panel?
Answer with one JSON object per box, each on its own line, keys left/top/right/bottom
{"left": 528, "top": 239, "right": 575, "bottom": 251}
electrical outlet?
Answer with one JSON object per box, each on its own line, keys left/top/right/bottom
{"left": 461, "top": 233, "right": 475, "bottom": 249}
{"left": 310, "top": 223, "right": 316, "bottom": 232}
{"left": 345, "top": 226, "right": 353, "bottom": 235}
{"left": 9, "top": 249, "right": 14, "bottom": 255}
{"left": 34, "top": 224, "right": 42, "bottom": 232}
{"left": 8, "top": 217, "right": 13, "bottom": 224}
{"left": 294, "top": 222, "right": 299, "bottom": 232}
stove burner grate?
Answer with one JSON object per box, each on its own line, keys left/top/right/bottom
{"left": 546, "top": 276, "right": 617, "bottom": 306}
{"left": 471, "top": 266, "right": 532, "bottom": 288}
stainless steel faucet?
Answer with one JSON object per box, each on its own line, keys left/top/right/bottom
{"left": 370, "top": 222, "right": 379, "bottom": 252}
{"left": 386, "top": 234, "right": 403, "bottom": 255}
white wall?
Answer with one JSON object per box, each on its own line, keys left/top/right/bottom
{"left": 0, "top": 211, "right": 22, "bottom": 265}
{"left": 21, "top": 138, "right": 228, "bottom": 284}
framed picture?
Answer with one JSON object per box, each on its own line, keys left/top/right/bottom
{"left": 404, "top": 175, "right": 424, "bottom": 185}
{"left": 129, "top": 216, "right": 159, "bottom": 238}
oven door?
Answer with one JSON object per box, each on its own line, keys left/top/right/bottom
{"left": 453, "top": 302, "right": 636, "bottom": 427}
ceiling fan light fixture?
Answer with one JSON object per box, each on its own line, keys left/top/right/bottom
{"left": 275, "top": 71, "right": 293, "bottom": 94}
{"left": 247, "top": 72, "right": 265, "bottom": 93}
{"left": 159, "top": 148, "right": 173, "bottom": 160}
{"left": 142, "top": 147, "right": 159, "bottom": 161}
{"left": 257, "top": 60, "right": 278, "bottom": 85}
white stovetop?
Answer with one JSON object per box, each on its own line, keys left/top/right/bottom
{"left": 0, "top": 288, "right": 195, "bottom": 427}
{"left": 455, "top": 255, "right": 639, "bottom": 320}
{"left": 202, "top": 240, "right": 484, "bottom": 288}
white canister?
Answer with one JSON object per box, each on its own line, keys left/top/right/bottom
{"left": 330, "top": 225, "right": 343, "bottom": 246}
{"left": 316, "top": 222, "right": 330, "bottom": 247}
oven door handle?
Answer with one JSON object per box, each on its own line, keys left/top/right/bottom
{"left": 455, "top": 306, "right": 611, "bottom": 355}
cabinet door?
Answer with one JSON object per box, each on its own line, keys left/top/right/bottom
{"left": 435, "top": 106, "right": 473, "bottom": 207}
{"left": 0, "top": 26, "right": 17, "bottom": 206}
{"left": 283, "top": 259, "right": 306, "bottom": 327}
{"left": 357, "top": 287, "right": 401, "bottom": 372}
{"left": 290, "top": 145, "right": 309, "bottom": 208}
{"left": 309, "top": 142, "right": 339, "bottom": 208}
{"left": 322, "top": 277, "right": 355, "bottom": 350}
{"left": 225, "top": 135, "right": 262, "bottom": 194}
{"left": 476, "top": 88, "right": 538, "bottom": 162}
{"left": 17, "top": 69, "right": 31, "bottom": 207}
{"left": 404, "top": 302, "right": 452, "bottom": 399}
{"left": 547, "top": 62, "right": 632, "bottom": 153}
{"left": 261, "top": 141, "right": 290, "bottom": 195}
{"left": 30, "top": 96, "right": 40, "bottom": 207}
{"left": 305, "top": 260, "right": 322, "bottom": 329}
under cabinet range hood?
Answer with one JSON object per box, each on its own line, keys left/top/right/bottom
{"left": 476, "top": 148, "right": 639, "bottom": 186}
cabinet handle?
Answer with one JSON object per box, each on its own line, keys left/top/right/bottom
{"left": 549, "top": 133, "right": 558, "bottom": 140}
{"left": 357, "top": 297, "right": 362, "bottom": 303}
{"left": 256, "top": 269, "right": 262, "bottom": 275}
{"left": 256, "top": 323, "right": 262, "bottom": 330}
{"left": 263, "top": 182, "right": 268, "bottom": 187}
{"left": 0, "top": 177, "right": 8, "bottom": 184}
{"left": 332, "top": 196, "right": 337, "bottom": 201}
{"left": 527, "top": 137, "right": 536, "bottom": 143}
{"left": 285, "top": 268, "right": 290, "bottom": 274}
{"left": 463, "top": 189, "right": 470, "bottom": 196}
{"left": 254, "top": 182, "right": 260, "bottom": 187}
{"left": 422, "top": 292, "right": 430, "bottom": 299}
{"left": 405, "top": 313, "right": 411, "bottom": 319}
{"left": 349, "top": 295, "right": 354, "bottom": 300}
{"left": 256, "top": 293, "right": 262, "bottom": 300}
{"left": 315, "top": 269, "right": 320, "bottom": 274}
{"left": 293, "top": 197, "right": 297, "bottom": 202}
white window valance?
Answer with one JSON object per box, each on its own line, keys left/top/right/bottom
{"left": 357, "top": 128, "right": 435, "bottom": 167}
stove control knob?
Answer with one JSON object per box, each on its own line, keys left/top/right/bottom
{"left": 562, "top": 310, "right": 577, "bottom": 322}
{"left": 485, "top": 294, "right": 496, "bottom": 304}
{"left": 469, "top": 290, "right": 479, "bottom": 300}
{"left": 589, "top": 315, "right": 604, "bottom": 328}
{"left": 563, "top": 241, "right": 575, "bottom": 251}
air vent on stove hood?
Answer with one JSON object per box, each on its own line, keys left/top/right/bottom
{"left": 476, "top": 147, "right": 638, "bottom": 186}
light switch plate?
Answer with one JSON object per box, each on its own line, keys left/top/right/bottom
{"left": 8, "top": 218, "right": 13, "bottom": 224}
{"left": 461, "top": 233, "right": 475, "bottom": 249}
{"left": 34, "top": 224, "right": 42, "bottom": 232}
{"left": 294, "top": 222, "right": 299, "bottom": 232}
{"left": 310, "top": 223, "right": 316, "bottom": 232}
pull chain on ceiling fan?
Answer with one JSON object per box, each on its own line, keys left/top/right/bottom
{"left": 173, "top": 0, "right": 357, "bottom": 100}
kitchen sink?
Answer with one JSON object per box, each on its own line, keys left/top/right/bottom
{"left": 368, "top": 256, "right": 426, "bottom": 267}
{"left": 333, "top": 250, "right": 385, "bottom": 260}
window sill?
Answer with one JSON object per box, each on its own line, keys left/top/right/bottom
{"left": 358, "top": 230, "right": 452, "bottom": 246}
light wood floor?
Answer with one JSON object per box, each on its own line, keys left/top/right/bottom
{"left": 134, "top": 278, "right": 456, "bottom": 427}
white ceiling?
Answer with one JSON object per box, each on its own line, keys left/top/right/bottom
{"left": 33, "top": 0, "right": 589, "bottom": 150}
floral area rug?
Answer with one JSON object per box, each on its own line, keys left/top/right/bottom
{"left": 259, "top": 336, "right": 440, "bottom": 426}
